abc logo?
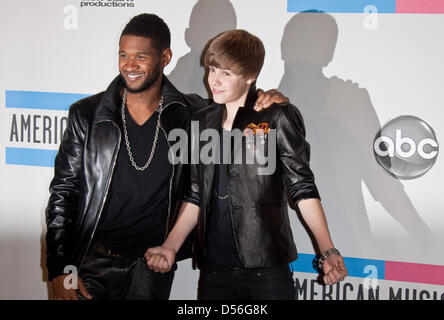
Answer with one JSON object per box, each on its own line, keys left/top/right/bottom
{"left": 373, "top": 116, "right": 439, "bottom": 180}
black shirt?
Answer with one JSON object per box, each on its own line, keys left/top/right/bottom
{"left": 95, "top": 104, "right": 170, "bottom": 258}
{"left": 205, "top": 129, "right": 243, "bottom": 267}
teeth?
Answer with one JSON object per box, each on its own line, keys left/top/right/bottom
{"left": 128, "top": 74, "right": 142, "bottom": 79}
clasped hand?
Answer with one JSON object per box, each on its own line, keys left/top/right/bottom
{"left": 144, "top": 245, "right": 176, "bottom": 273}
{"left": 321, "top": 254, "right": 348, "bottom": 285}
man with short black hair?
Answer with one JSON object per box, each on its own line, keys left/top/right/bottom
{"left": 45, "top": 13, "right": 286, "bottom": 300}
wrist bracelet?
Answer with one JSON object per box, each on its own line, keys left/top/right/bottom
{"left": 318, "top": 248, "right": 341, "bottom": 270}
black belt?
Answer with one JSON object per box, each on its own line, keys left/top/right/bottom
{"left": 92, "top": 242, "right": 124, "bottom": 257}
{"left": 203, "top": 260, "right": 290, "bottom": 273}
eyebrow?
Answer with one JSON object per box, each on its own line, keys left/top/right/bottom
{"left": 118, "top": 51, "right": 149, "bottom": 55}
{"left": 210, "top": 65, "right": 232, "bottom": 71}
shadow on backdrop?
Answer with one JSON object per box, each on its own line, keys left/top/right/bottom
{"left": 279, "top": 12, "right": 436, "bottom": 259}
{"left": 167, "top": 0, "right": 237, "bottom": 98}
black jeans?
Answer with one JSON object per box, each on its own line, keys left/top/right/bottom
{"left": 198, "top": 262, "right": 295, "bottom": 300}
{"left": 77, "top": 252, "right": 175, "bottom": 300}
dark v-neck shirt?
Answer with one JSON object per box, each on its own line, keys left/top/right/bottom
{"left": 95, "top": 105, "right": 170, "bottom": 258}
{"left": 205, "top": 129, "right": 243, "bottom": 267}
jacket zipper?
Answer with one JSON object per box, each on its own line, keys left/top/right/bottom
{"left": 160, "top": 123, "right": 174, "bottom": 239}
{"left": 159, "top": 101, "right": 187, "bottom": 239}
{"left": 79, "top": 120, "right": 121, "bottom": 269}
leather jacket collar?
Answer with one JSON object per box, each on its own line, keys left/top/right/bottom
{"left": 93, "top": 74, "right": 188, "bottom": 124}
{"left": 203, "top": 84, "right": 258, "bottom": 131}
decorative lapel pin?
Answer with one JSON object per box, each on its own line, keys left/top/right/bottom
{"left": 244, "top": 122, "right": 270, "bottom": 148}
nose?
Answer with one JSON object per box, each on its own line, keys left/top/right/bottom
{"left": 125, "top": 57, "right": 138, "bottom": 71}
{"left": 210, "top": 71, "right": 221, "bottom": 87}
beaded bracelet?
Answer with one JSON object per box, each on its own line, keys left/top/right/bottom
{"left": 318, "top": 248, "right": 341, "bottom": 270}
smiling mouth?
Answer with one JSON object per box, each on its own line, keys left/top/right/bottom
{"left": 126, "top": 73, "right": 144, "bottom": 80}
{"left": 212, "top": 88, "right": 224, "bottom": 95}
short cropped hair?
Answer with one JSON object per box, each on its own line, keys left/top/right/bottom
{"left": 204, "top": 29, "right": 265, "bottom": 79}
{"left": 120, "top": 13, "right": 170, "bottom": 53}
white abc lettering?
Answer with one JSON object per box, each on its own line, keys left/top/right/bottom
{"left": 418, "top": 138, "right": 438, "bottom": 160}
{"left": 373, "top": 116, "right": 438, "bottom": 179}
{"left": 395, "top": 129, "right": 416, "bottom": 158}
{"left": 374, "top": 129, "right": 438, "bottom": 159}
{"left": 363, "top": 5, "right": 378, "bottom": 30}
{"left": 374, "top": 136, "right": 394, "bottom": 157}
{"left": 63, "top": 5, "right": 78, "bottom": 30}
{"left": 63, "top": 265, "right": 78, "bottom": 290}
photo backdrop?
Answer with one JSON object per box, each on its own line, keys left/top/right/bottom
{"left": 0, "top": 0, "right": 443, "bottom": 299}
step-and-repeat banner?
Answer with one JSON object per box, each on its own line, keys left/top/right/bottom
{"left": 0, "top": 0, "right": 443, "bottom": 299}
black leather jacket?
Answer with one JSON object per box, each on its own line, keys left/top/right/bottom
{"left": 185, "top": 87, "right": 320, "bottom": 269}
{"left": 45, "top": 75, "right": 204, "bottom": 281}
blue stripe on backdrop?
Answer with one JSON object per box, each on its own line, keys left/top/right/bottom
{"left": 290, "top": 253, "right": 385, "bottom": 279}
{"left": 5, "top": 90, "right": 90, "bottom": 111}
{"left": 287, "top": 0, "right": 396, "bottom": 13}
{"left": 6, "top": 147, "right": 58, "bottom": 167}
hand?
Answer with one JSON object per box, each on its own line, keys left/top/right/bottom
{"left": 322, "top": 254, "right": 348, "bottom": 285}
{"left": 145, "top": 245, "right": 176, "bottom": 273}
{"left": 254, "top": 89, "right": 289, "bottom": 111}
{"left": 51, "top": 274, "right": 92, "bottom": 300}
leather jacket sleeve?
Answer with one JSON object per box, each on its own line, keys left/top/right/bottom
{"left": 45, "top": 102, "right": 87, "bottom": 281}
{"left": 276, "top": 104, "right": 320, "bottom": 204}
{"left": 183, "top": 93, "right": 210, "bottom": 114}
{"left": 181, "top": 94, "right": 208, "bottom": 206}
{"left": 183, "top": 163, "right": 200, "bottom": 206}
{"left": 182, "top": 111, "right": 201, "bottom": 207}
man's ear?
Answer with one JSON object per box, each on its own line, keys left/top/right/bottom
{"left": 161, "top": 48, "right": 173, "bottom": 68}
{"left": 246, "top": 78, "right": 256, "bottom": 85}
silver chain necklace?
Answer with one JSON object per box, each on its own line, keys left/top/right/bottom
{"left": 121, "top": 88, "right": 164, "bottom": 171}
{"left": 214, "top": 190, "right": 229, "bottom": 200}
